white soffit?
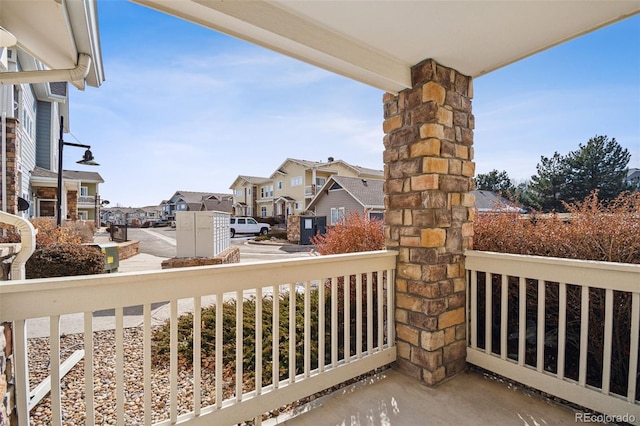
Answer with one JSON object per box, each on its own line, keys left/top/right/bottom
{"left": 134, "top": 0, "right": 640, "bottom": 93}
{"left": 0, "top": 0, "right": 104, "bottom": 88}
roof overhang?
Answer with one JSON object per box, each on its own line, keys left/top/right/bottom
{"left": 0, "top": 0, "right": 104, "bottom": 90}
{"left": 133, "top": 0, "right": 639, "bottom": 93}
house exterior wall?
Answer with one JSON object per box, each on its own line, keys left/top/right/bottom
{"left": 16, "top": 85, "right": 37, "bottom": 216}
{"left": 35, "top": 100, "right": 53, "bottom": 169}
{"left": 313, "top": 187, "right": 364, "bottom": 223}
{"left": 383, "top": 59, "right": 475, "bottom": 387}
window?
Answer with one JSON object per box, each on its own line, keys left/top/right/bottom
{"left": 38, "top": 200, "right": 56, "bottom": 217}
{"left": 277, "top": 181, "right": 282, "bottom": 190}
{"left": 78, "top": 211, "right": 88, "bottom": 220}
{"left": 238, "top": 218, "right": 246, "bottom": 224}
{"left": 268, "top": 185, "right": 274, "bottom": 197}
{"left": 295, "top": 202, "right": 301, "bottom": 211}
{"left": 316, "top": 177, "right": 326, "bottom": 186}
{"left": 246, "top": 188, "right": 251, "bottom": 196}
{"left": 331, "top": 207, "right": 345, "bottom": 225}
{"left": 369, "top": 212, "right": 384, "bottom": 221}
{"left": 261, "top": 187, "right": 266, "bottom": 198}
{"left": 261, "top": 206, "right": 267, "bottom": 217}
{"left": 291, "top": 176, "right": 303, "bottom": 186}
{"left": 80, "top": 186, "right": 89, "bottom": 196}
{"left": 236, "top": 189, "right": 242, "bottom": 196}
{"left": 248, "top": 218, "right": 257, "bottom": 224}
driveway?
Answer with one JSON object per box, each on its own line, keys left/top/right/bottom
{"left": 127, "top": 227, "right": 313, "bottom": 263}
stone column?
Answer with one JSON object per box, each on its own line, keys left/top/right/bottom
{"left": 383, "top": 59, "right": 475, "bottom": 386}
{"left": 0, "top": 118, "right": 19, "bottom": 215}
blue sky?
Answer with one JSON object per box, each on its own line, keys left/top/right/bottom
{"left": 67, "top": 2, "right": 639, "bottom": 208}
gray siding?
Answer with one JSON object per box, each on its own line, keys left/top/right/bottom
{"left": 36, "top": 100, "right": 52, "bottom": 169}
{"left": 314, "top": 188, "right": 364, "bottom": 222}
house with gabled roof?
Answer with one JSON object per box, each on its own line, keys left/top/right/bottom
{"left": 162, "top": 190, "right": 233, "bottom": 220}
{"left": 230, "top": 157, "right": 383, "bottom": 219}
{"left": 30, "top": 166, "right": 104, "bottom": 222}
{"left": 308, "top": 176, "right": 385, "bottom": 225}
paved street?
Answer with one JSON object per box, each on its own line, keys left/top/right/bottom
{"left": 124, "top": 227, "right": 313, "bottom": 265}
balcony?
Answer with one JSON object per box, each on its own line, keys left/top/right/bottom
{"left": 77, "top": 195, "right": 96, "bottom": 206}
{"left": 304, "top": 185, "right": 316, "bottom": 198}
{"left": 1, "top": 250, "right": 638, "bottom": 425}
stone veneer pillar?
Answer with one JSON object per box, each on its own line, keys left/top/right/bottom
{"left": 0, "top": 118, "right": 19, "bottom": 215}
{"left": 383, "top": 59, "right": 475, "bottom": 386}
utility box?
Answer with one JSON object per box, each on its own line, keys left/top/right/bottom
{"left": 176, "top": 211, "right": 230, "bottom": 258}
{"left": 86, "top": 243, "right": 119, "bottom": 273}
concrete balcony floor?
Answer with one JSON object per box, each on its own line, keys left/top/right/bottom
{"left": 270, "top": 368, "right": 598, "bottom": 426}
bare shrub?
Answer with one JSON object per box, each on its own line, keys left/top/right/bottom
{"left": 310, "top": 212, "right": 384, "bottom": 254}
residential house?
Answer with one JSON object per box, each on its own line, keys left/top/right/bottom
{"left": 230, "top": 157, "right": 383, "bottom": 219}
{"left": 308, "top": 176, "right": 384, "bottom": 225}
{"left": 0, "top": 1, "right": 104, "bottom": 219}
{"left": 627, "top": 168, "right": 640, "bottom": 189}
{"left": 229, "top": 175, "right": 270, "bottom": 217}
{"left": 162, "top": 190, "right": 233, "bottom": 220}
{"left": 473, "top": 190, "right": 525, "bottom": 213}
{"left": 30, "top": 167, "right": 104, "bottom": 222}
{"left": 101, "top": 206, "right": 149, "bottom": 226}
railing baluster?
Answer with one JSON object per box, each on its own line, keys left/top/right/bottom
{"left": 319, "top": 279, "right": 325, "bottom": 372}
{"left": 579, "top": 286, "right": 589, "bottom": 387}
{"left": 344, "top": 275, "right": 350, "bottom": 362}
{"left": 236, "top": 290, "right": 243, "bottom": 400}
{"left": 143, "top": 303, "right": 152, "bottom": 425}
{"left": 50, "top": 315, "right": 62, "bottom": 426}
{"left": 14, "top": 320, "right": 28, "bottom": 426}
{"left": 115, "top": 307, "right": 124, "bottom": 425}
{"left": 289, "top": 283, "right": 295, "bottom": 382}
{"left": 377, "top": 270, "right": 383, "bottom": 351}
{"left": 470, "top": 270, "right": 478, "bottom": 349}
{"left": 628, "top": 292, "right": 639, "bottom": 402}
{"left": 356, "top": 273, "right": 363, "bottom": 358}
{"left": 485, "top": 273, "right": 492, "bottom": 354}
{"left": 536, "top": 280, "right": 545, "bottom": 373}
{"left": 518, "top": 277, "right": 525, "bottom": 366}
{"left": 84, "top": 312, "right": 94, "bottom": 425}
{"left": 194, "top": 296, "right": 202, "bottom": 415}
{"left": 387, "top": 269, "right": 395, "bottom": 348}
{"left": 256, "top": 287, "right": 263, "bottom": 394}
{"left": 331, "top": 277, "right": 338, "bottom": 367}
{"left": 170, "top": 301, "right": 178, "bottom": 423}
{"left": 304, "top": 281, "right": 311, "bottom": 376}
{"left": 273, "top": 285, "right": 280, "bottom": 386}
{"left": 215, "top": 293, "right": 223, "bottom": 409}
{"left": 557, "top": 283, "right": 567, "bottom": 380}
{"left": 366, "top": 272, "right": 373, "bottom": 353}
{"left": 500, "top": 275, "right": 508, "bottom": 360}
{"left": 602, "top": 289, "right": 613, "bottom": 395}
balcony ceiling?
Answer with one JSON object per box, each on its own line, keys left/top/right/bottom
{"left": 0, "top": 0, "right": 104, "bottom": 89}
{"left": 134, "top": 0, "right": 640, "bottom": 93}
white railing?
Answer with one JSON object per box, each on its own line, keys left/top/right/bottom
{"left": 304, "top": 185, "right": 316, "bottom": 197}
{"left": 77, "top": 195, "right": 96, "bottom": 205}
{"left": 1, "top": 250, "right": 397, "bottom": 425}
{"left": 466, "top": 250, "right": 640, "bottom": 424}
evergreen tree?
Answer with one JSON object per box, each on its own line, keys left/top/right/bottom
{"left": 474, "top": 169, "right": 515, "bottom": 194}
{"left": 564, "top": 135, "right": 630, "bottom": 202}
{"left": 528, "top": 152, "right": 567, "bottom": 212}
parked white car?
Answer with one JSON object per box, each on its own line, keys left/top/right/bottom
{"left": 230, "top": 217, "right": 270, "bottom": 237}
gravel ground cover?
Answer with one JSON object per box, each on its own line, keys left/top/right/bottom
{"left": 27, "top": 327, "right": 380, "bottom": 425}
